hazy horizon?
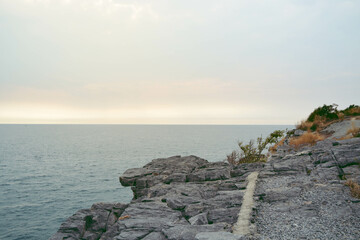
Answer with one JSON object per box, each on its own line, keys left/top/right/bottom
{"left": 1, "top": 0, "right": 359, "bottom": 124}
{"left": 0, "top": 123, "right": 295, "bottom": 126}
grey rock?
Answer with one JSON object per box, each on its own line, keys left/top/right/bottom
{"left": 117, "top": 202, "right": 183, "bottom": 231}
{"left": 254, "top": 137, "right": 360, "bottom": 240}
{"left": 142, "top": 232, "right": 166, "bottom": 240}
{"left": 261, "top": 187, "right": 301, "bottom": 203}
{"left": 164, "top": 173, "right": 187, "bottom": 183}
{"left": 119, "top": 168, "right": 152, "bottom": 186}
{"left": 294, "top": 129, "right": 305, "bottom": 136}
{"left": 208, "top": 208, "right": 240, "bottom": 224}
{"left": 50, "top": 203, "right": 128, "bottom": 240}
{"left": 211, "top": 190, "right": 243, "bottom": 203}
{"left": 114, "top": 229, "right": 150, "bottom": 240}
{"left": 272, "top": 155, "right": 307, "bottom": 173}
{"left": 204, "top": 168, "right": 231, "bottom": 181}
{"left": 195, "top": 231, "right": 244, "bottom": 240}
{"left": 163, "top": 223, "right": 229, "bottom": 240}
{"left": 321, "top": 119, "right": 360, "bottom": 139}
{"left": 52, "top": 133, "right": 360, "bottom": 240}
{"left": 166, "top": 198, "right": 186, "bottom": 210}
{"left": 187, "top": 171, "right": 206, "bottom": 182}
{"left": 184, "top": 203, "right": 205, "bottom": 218}
{"left": 189, "top": 212, "right": 208, "bottom": 225}
{"left": 343, "top": 165, "right": 360, "bottom": 182}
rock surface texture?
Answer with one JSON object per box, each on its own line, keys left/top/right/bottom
{"left": 254, "top": 138, "right": 360, "bottom": 240}
{"left": 51, "top": 138, "right": 360, "bottom": 240}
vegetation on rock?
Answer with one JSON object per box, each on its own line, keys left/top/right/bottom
{"left": 227, "top": 130, "right": 284, "bottom": 165}
{"left": 345, "top": 179, "right": 360, "bottom": 199}
{"left": 228, "top": 104, "right": 359, "bottom": 164}
{"left": 297, "top": 104, "right": 360, "bottom": 132}
{"left": 346, "top": 121, "right": 360, "bottom": 138}
{"left": 289, "top": 132, "right": 325, "bottom": 148}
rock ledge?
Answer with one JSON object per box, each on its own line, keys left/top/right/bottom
{"left": 51, "top": 138, "right": 360, "bottom": 240}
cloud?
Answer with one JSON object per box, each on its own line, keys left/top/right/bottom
{"left": 1, "top": 79, "right": 257, "bottom": 110}
{"left": 0, "top": 78, "right": 290, "bottom": 124}
{"left": 5, "top": 0, "right": 159, "bottom": 20}
{"left": 1, "top": 0, "right": 360, "bottom": 124}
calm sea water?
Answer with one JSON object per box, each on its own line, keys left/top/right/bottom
{"left": 0, "top": 124, "right": 292, "bottom": 240}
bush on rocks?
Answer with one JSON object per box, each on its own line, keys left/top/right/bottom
{"left": 297, "top": 104, "right": 360, "bottom": 132}
{"left": 227, "top": 130, "right": 284, "bottom": 165}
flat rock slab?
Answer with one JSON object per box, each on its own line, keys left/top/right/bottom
{"left": 321, "top": 119, "right": 360, "bottom": 139}
{"left": 195, "top": 231, "right": 244, "bottom": 240}
{"left": 254, "top": 137, "right": 360, "bottom": 240}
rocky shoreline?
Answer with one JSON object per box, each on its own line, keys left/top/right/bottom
{"left": 51, "top": 132, "right": 360, "bottom": 239}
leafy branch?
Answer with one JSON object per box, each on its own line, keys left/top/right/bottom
{"left": 227, "top": 130, "right": 284, "bottom": 165}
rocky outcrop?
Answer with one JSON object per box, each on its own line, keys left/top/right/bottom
{"left": 50, "top": 203, "right": 128, "bottom": 240}
{"left": 254, "top": 137, "right": 360, "bottom": 239}
{"left": 51, "top": 138, "right": 360, "bottom": 240}
{"left": 51, "top": 155, "right": 263, "bottom": 240}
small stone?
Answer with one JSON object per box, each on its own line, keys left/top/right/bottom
{"left": 189, "top": 212, "right": 208, "bottom": 225}
{"left": 166, "top": 198, "right": 185, "bottom": 210}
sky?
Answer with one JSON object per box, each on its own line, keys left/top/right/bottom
{"left": 0, "top": 0, "right": 359, "bottom": 124}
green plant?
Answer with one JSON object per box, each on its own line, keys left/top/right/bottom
{"left": 297, "top": 104, "right": 359, "bottom": 132}
{"left": 341, "top": 105, "right": 360, "bottom": 116}
{"left": 307, "top": 104, "right": 339, "bottom": 122}
{"left": 310, "top": 123, "right": 318, "bottom": 132}
{"left": 227, "top": 130, "right": 284, "bottom": 165}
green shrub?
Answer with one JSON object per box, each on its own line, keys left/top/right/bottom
{"left": 310, "top": 123, "right": 318, "bottom": 132}
{"left": 227, "top": 130, "right": 284, "bottom": 165}
{"left": 341, "top": 105, "right": 360, "bottom": 116}
{"left": 297, "top": 104, "right": 359, "bottom": 132}
{"left": 307, "top": 104, "right": 339, "bottom": 122}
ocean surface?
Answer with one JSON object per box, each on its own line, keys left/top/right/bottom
{"left": 0, "top": 124, "right": 292, "bottom": 240}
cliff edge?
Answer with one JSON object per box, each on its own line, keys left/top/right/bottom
{"left": 51, "top": 122, "right": 360, "bottom": 240}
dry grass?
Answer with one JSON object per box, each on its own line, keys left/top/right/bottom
{"left": 226, "top": 151, "right": 238, "bottom": 165}
{"left": 345, "top": 179, "right": 360, "bottom": 199}
{"left": 269, "top": 137, "right": 285, "bottom": 153}
{"left": 337, "top": 112, "right": 345, "bottom": 120}
{"left": 118, "top": 215, "right": 131, "bottom": 220}
{"left": 296, "top": 120, "right": 313, "bottom": 131}
{"left": 346, "top": 121, "right": 360, "bottom": 137}
{"left": 336, "top": 134, "right": 353, "bottom": 141}
{"left": 297, "top": 105, "right": 360, "bottom": 133}
{"left": 296, "top": 117, "right": 341, "bottom": 132}
{"left": 347, "top": 106, "right": 360, "bottom": 115}
{"left": 289, "top": 131, "right": 325, "bottom": 148}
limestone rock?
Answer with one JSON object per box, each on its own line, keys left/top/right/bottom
{"left": 189, "top": 212, "right": 208, "bottom": 225}
{"left": 52, "top": 135, "right": 360, "bottom": 240}
{"left": 195, "top": 231, "right": 244, "bottom": 240}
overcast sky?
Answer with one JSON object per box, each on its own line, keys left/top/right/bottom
{"left": 0, "top": 0, "right": 359, "bottom": 124}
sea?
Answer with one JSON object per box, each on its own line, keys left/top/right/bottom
{"left": 0, "top": 124, "right": 292, "bottom": 240}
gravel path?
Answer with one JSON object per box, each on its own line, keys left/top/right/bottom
{"left": 233, "top": 171, "right": 259, "bottom": 236}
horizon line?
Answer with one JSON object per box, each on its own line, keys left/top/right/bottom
{"left": 0, "top": 123, "right": 295, "bottom": 126}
